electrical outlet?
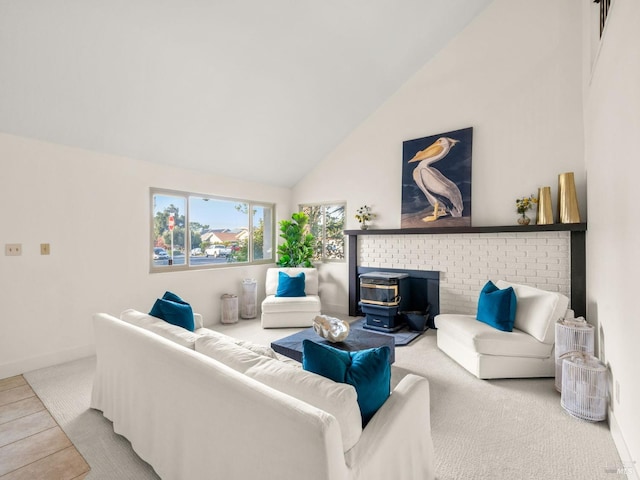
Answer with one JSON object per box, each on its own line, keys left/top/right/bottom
{"left": 40, "top": 243, "right": 50, "bottom": 255}
{"left": 5, "top": 243, "right": 22, "bottom": 256}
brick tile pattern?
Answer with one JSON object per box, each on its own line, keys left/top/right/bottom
{"left": 358, "top": 231, "right": 571, "bottom": 315}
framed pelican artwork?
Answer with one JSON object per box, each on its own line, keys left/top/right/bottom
{"left": 401, "top": 127, "right": 473, "bottom": 229}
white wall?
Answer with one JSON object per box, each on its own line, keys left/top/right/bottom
{"left": 0, "top": 133, "right": 291, "bottom": 378}
{"left": 293, "top": 0, "right": 584, "bottom": 315}
{"left": 584, "top": 0, "right": 640, "bottom": 473}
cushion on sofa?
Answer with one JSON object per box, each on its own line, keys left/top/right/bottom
{"left": 195, "top": 335, "right": 273, "bottom": 373}
{"left": 245, "top": 358, "right": 362, "bottom": 452}
{"left": 261, "top": 295, "right": 321, "bottom": 313}
{"left": 302, "top": 340, "right": 391, "bottom": 426}
{"left": 160, "top": 291, "right": 204, "bottom": 328}
{"left": 150, "top": 298, "right": 195, "bottom": 331}
{"left": 495, "top": 280, "right": 569, "bottom": 344}
{"left": 275, "top": 271, "right": 307, "bottom": 297}
{"left": 476, "top": 281, "right": 517, "bottom": 332}
{"left": 194, "top": 327, "right": 278, "bottom": 359}
{"left": 265, "top": 268, "right": 319, "bottom": 296}
{"left": 120, "top": 309, "right": 201, "bottom": 349}
{"left": 436, "top": 314, "right": 554, "bottom": 358}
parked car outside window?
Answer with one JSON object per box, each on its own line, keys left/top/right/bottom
{"left": 153, "top": 247, "right": 169, "bottom": 260}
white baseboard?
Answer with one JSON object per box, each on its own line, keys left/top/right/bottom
{"left": 0, "top": 343, "right": 96, "bottom": 380}
{"left": 609, "top": 409, "right": 639, "bottom": 480}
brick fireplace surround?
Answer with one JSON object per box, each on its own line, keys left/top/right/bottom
{"left": 346, "top": 224, "right": 587, "bottom": 319}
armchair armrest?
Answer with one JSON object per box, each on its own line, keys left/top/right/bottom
{"left": 344, "top": 374, "right": 435, "bottom": 480}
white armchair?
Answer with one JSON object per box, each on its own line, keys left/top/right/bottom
{"left": 436, "top": 280, "right": 570, "bottom": 379}
{"left": 261, "top": 267, "right": 322, "bottom": 328}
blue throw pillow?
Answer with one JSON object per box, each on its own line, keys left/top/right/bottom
{"left": 476, "top": 281, "right": 517, "bottom": 332}
{"left": 275, "top": 271, "right": 306, "bottom": 297}
{"left": 302, "top": 339, "right": 391, "bottom": 426}
{"left": 149, "top": 295, "right": 195, "bottom": 332}
{"left": 161, "top": 291, "right": 187, "bottom": 304}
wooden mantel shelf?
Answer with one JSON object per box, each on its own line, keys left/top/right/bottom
{"left": 345, "top": 222, "right": 587, "bottom": 318}
{"left": 344, "top": 222, "right": 587, "bottom": 236}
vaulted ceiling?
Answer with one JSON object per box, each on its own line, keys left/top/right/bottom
{"left": 0, "top": 0, "right": 492, "bottom": 187}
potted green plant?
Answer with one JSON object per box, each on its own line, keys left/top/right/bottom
{"left": 276, "top": 212, "right": 316, "bottom": 267}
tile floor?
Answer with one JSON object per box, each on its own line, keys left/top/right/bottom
{"left": 0, "top": 375, "right": 89, "bottom": 479}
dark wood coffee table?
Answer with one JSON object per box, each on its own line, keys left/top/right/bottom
{"left": 271, "top": 326, "right": 395, "bottom": 364}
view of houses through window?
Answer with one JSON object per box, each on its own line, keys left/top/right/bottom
{"left": 151, "top": 189, "right": 274, "bottom": 271}
{"left": 301, "top": 203, "right": 346, "bottom": 262}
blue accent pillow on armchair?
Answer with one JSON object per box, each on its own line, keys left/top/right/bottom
{"left": 302, "top": 339, "right": 391, "bottom": 425}
{"left": 149, "top": 291, "right": 195, "bottom": 331}
{"left": 275, "top": 271, "right": 306, "bottom": 297}
{"left": 476, "top": 281, "right": 517, "bottom": 332}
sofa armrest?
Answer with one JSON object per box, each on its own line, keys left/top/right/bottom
{"left": 193, "top": 312, "right": 204, "bottom": 329}
{"left": 344, "top": 374, "right": 435, "bottom": 480}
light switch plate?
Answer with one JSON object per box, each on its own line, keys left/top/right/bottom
{"left": 5, "top": 243, "right": 22, "bottom": 256}
{"left": 40, "top": 243, "right": 50, "bottom": 255}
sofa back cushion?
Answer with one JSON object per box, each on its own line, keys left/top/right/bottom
{"left": 120, "top": 309, "right": 201, "bottom": 349}
{"left": 495, "top": 281, "right": 569, "bottom": 344}
{"left": 245, "top": 358, "right": 362, "bottom": 452}
{"left": 195, "top": 335, "right": 273, "bottom": 373}
{"left": 265, "top": 268, "right": 318, "bottom": 296}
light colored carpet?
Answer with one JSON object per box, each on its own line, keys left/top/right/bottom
{"left": 25, "top": 321, "right": 622, "bottom": 479}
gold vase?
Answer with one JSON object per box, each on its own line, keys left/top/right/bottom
{"left": 536, "top": 186, "right": 554, "bottom": 225}
{"left": 557, "top": 172, "right": 581, "bottom": 224}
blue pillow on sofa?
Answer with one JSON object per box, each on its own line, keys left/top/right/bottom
{"left": 149, "top": 291, "right": 195, "bottom": 331}
{"left": 161, "top": 290, "right": 188, "bottom": 305}
{"left": 476, "top": 281, "right": 517, "bottom": 332}
{"left": 275, "top": 271, "right": 306, "bottom": 297}
{"left": 302, "top": 339, "right": 390, "bottom": 426}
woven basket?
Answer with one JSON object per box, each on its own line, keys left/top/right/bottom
{"left": 555, "top": 319, "right": 594, "bottom": 391}
{"left": 560, "top": 353, "right": 607, "bottom": 422}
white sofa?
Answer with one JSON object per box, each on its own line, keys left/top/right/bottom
{"left": 91, "top": 310, "right": 435, "bottom": 480}
{"left": 261, "top": 267, "right": 322, "bottom": 328}
{"left": 436, "top": 280, "right": 570, "bottom": 379}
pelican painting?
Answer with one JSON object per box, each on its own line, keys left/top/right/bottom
{"left": 401, "top": 128, "right": 472, "bottom": 229}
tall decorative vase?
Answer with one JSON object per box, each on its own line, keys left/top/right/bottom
{"left": 558, "top": 172, "right": 581, "bottom": 224}
{"left": 536, "top": 186, "right": 554, "bottom": 225}
{"left": 240, "top": 278, "right": 257, "bottom": 319}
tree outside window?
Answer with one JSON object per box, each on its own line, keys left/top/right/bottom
{"left": 301, "top": 203, "right": 345, "bottom": 262}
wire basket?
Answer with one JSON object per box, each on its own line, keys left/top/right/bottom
{"left": 555, "top": 318, "right": 594, "bottom": 391}
{"left": 560, "top": 353, "right": 607, "bottom": 422}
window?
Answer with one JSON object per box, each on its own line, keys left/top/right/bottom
{"left": 301, "top": 203, "right": 345, "bottom": 262}
{"left": 151, "top": 188, "right": 274, "bottom": 271}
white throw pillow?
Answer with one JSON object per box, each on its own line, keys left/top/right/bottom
{"left": 495, "top": 281, "right": 569, "bottom": 344}
{"left": 244, "top": 358, "right": 362, "bottom": 452}
{"left": 195, "top": 335, "right": 272, "bottom": 374}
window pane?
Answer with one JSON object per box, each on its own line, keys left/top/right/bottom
{"left": 325, "top": 204, "right": 345, "bottom": 260}
{"left": 301, "top": 203, "right": 345, "bottom": 262}
{"left": 190, "top": 197, "right": 249, "bottom": 265}
{"left": 252, "top": 205, "right": 273, "bottom": 261}
{"left": 152, "top": 194, "right": 186, "bottom": 267}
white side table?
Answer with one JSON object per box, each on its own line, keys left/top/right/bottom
{"left": 561, "top": 353, "right": 607, "bottom": 422}
{"left": 221, "top": 293, "right": 238, "bottom": 324}
{"left": 555, "top": 318, "right": 594, "bottom": 391}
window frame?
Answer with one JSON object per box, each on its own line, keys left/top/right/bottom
{"left": 150, "top": 188, "right": 275, "bottom": 273}
{"left": 300, "top": 202, "right": 346, "bottom": 263}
